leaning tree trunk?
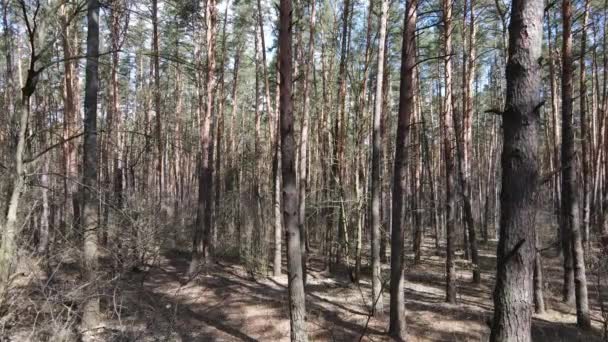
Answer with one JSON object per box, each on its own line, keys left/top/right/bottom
{"left": 489, "top": 0, "right": 543, "bottom": 339}
{"left": 389, "top": 0, "right": 416, "bottom": 338}
{"left": 279, "top": 0, "right": 307, "bottom": 340}
{"left": 0, "top": 90, "right": 28, "bottom": 290}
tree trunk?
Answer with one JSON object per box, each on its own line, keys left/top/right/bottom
{"left": 0, "top": 94, "right": 28, "bottom": 289}
{"left": 489, "top": 0, "right": 543, "bottom": 339}
{"left": 534, "top": 233, "right": 546, "bottom": 314}
{"left": 371, "top": 0, "right": 389, "bottom": 316}
{"left": 298, "top": 0, "right": 316, "bottom": 285}
{"left": 191, "top": 0, "right": 217, "bottom": 273}
{"left": 561, "top": 0, "right": 591, "bottom": 328}
{"left": 380, "top": 26, "right": 392, "bottom": 264}
{"left": 256, "top": 0, "right": 275, "bottom": 144}
{"left": 389, "top": 0, "right": 416, "bottom": 338}
{"left": 334, "top": 0, "right": 350, "bottom": 270}
{"left": 280, "top": 0, "right": 308, "bottom": 339}
{"left": 152, "top": 0, "right": 163, "bottom": 200}
{"left": 462, "top": 0, "right": 480, "bottom": 284}
{"left": 81, "top": 0, "right": 101, "bottom": 335}
{"left": 273, "top": 112, "right": 282, "bottom": 277}
{"left": 442, "top": 0, "right": 457, "bottom": 304}
{"left": 580, "top": 0, "right": 591, "bottom": 249}
{"left": 60, "top": 2, "right": 80, "bottom": 237}
{"left": 547, "top": 14, "right": 561, "bottom": 226}
{"left": 215, "top": 1, "right": 230, "bottom": 251}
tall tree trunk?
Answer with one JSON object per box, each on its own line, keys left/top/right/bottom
{"left": 561, "top": 0, "right": 591, "bottom": 328}
{"left": 273, "top": 109, "right": 282, "bottom": 277}
{"left": 380, "top": 28, "right": 392, "bottom": 263}
{"left": 462, "top": 0, "right": 480, "bottom": 283}
{"left": 191, "top": 0, "right": 217, "bottom": 272}
{"left": 279, "top": 0, "right": 308, "bottom": 340}
{"left": 350, "top": 0, "right": 374, "bottom": 285}
{"left": 371, "top": 0, "right": 389, "bottom": 316}
{"left": 298, "top": 0, "right": 316, "bottom": 285}
{"left": 152, "top": 0, "right": 163, "bottom": 200}
{"left": 212, "top": 1, "right": 229, "bottom": 252}
{"left": 256, "top": 0, "right": 275, "bottom": 143}
{"left": 81, "top": 0, "right": 101, "bottom": 335}
{"left": 547, "top": 14, "right": 561, "bottom": 225}
{"left": 60, "top": 2, "right": 80, "bottom": 236}
{"left": 334, "top": 0, "right": 350, "bottom": 269}
{"left": 389, "top": 0, "right": 416, "bottom": 338}
{"left": 442, "top": 0, "right": 457, "bottom": 303}
{"left": 228, "top": 45, "right": 242, "bottom": 243}
{"left": 580, "top": 0, "right": 591, "bottom": 249}
{"left": 489, "top": 0, "right": 543, "bottom": 339}
{"left": 560, "top": 0, "right": 575, "bottom": 304}
{"left": 105, "top": 0, "right": 124, "bottom": 249}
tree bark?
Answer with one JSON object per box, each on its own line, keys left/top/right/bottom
{"left": 190, "top": 0, "right": 217, "bottom": 272}
{"left": 547, "top": 13, "right": 561, "bottom": 225}
{"left": 534, "top": 233, "right": 546, "bottom": 314}
{"left": 461, "top": 0, "right": 480, "bottom": 284}
{"left": 279, "top": 0, "right": 307, "bottom": 340}
{"left": 561, "top": 0, "right": 591, "bottom": 328}
{"left": 81, "top": 0, "right": 101, "bottom": 335}
{"left": 489, "top": 0, "right": 543, "bottom": 339}
{"left": 273, "top": 109, "right": 282, "bottom": 277}
{"left": 152, "top": 0, "right": 163, "bottom": 200}
{"left": 0, "top": 91, "right": 28, "bottom": 289}
{"left": 334, "top": 0, "right": 350, "bottom": 269}
{"left": 298, "top": 0, "right": 316, "bottom": 285}
{"left": 389, "top": 0, "right": 416, "bottom": 338}
{"left": 371, "top": 0, "right": 389, "bottom": 316}
{"left": 442, "top": 0, "right": 457, "bottom": 304}
{"left": 60, "top": 1, "right": 80, "bottom": 237}
{"left": 580, "top": 0, "right": 591, "bottom": 249}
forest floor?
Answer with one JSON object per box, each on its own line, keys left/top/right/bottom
{"left": 4, "top": 236, "right": 608, "bottom": 341}
{"left": 100, "top": 237, "right": 606, "bottom": 342}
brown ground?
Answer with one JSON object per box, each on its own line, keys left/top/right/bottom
{"left": 94, "top": 237, "right": 606, "bottom": 342}
{"left": 3, "top": 228, "right": 606, "bottom": 342}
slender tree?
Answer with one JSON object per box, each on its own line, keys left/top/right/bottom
{"left": 442, "top": 0, "right": 457, "bottom": 303}
{"left": 371, "top": 0, "right": 389, "bottom": 316}
{"left": 81, "top": 0, "right": 101, "bottom": 335}
{"left": 59, "top": 1, "right": 80, "bottom": 234}
{"left": 334, "top": 0, "right": 350, "bottom": 269}
{"left": 389, "top": 0, "right": 417, "bottom": 338}
{"left": 280, "top": 0, "right": 307, "bottom": 339}
{"left": 561, "top": 0, "right": 591, "bottom": 328}
{"left": 298, "top": 0, "right": 316, "bottom": 285}
{"left": 152, "top": 0, "right": 163, "bottom": 199}
{"left": 191, "top": 0, "right": 217, "bottom": 272}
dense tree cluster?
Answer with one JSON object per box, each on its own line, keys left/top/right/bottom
{"left": 0, "top": 0, "right": 607, "bottom": 340}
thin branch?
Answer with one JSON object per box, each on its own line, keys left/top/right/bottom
{"left": 24, "top": 132, "right": 84, "bottom": 164}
